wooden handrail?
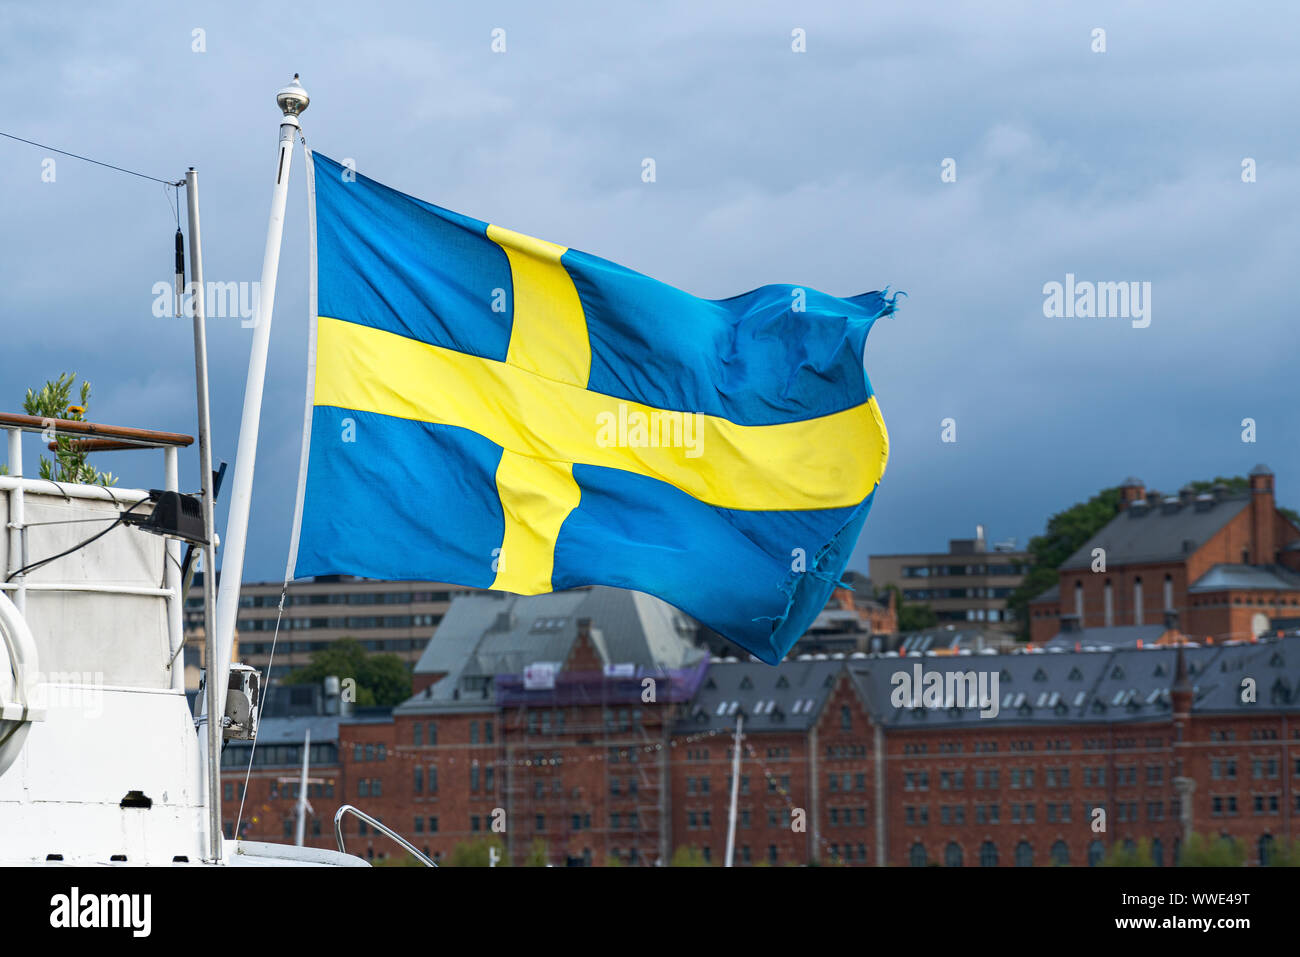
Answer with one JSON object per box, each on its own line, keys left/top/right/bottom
{"left": 0, "top": 412, "right": 193, "bottom": 449}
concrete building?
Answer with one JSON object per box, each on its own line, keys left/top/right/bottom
{"left": 184, "top": 573, "right": 482, "bottom": 671}
{"left": 870, "top": 526, "right": 1029, "bottom": 630}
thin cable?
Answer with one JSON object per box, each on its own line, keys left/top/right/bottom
{"left": 5, "top": 496, "right": 151, "bottom": 582}
{"left": 0, "top": 130, "right": 183, "bottom": 186}
{"left": 235, "top": 580, "right": 290, "bottom": 838}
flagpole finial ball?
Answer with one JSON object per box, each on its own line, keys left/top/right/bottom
{"left": 276, "top": 75, "right": 310, "bottom": 118}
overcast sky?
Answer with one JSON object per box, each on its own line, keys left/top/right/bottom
{"left": 1, "top": 1, "right": 1296, "bottom": 585}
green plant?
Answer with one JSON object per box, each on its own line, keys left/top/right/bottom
{"left": 280, "top": 637, "right": 412, "bottom": 706}
{"left": 1178, "top": 832, "right": 1246, "bottom": 867}
{"left": 523, "top": 838, "right": 550, "bottom": 867}
{"left": 442, "top": 836, "right": 507, "bottom": 867}
{"left": 884, "top": 584, "right": 938, "bottom": 633}
{"left": 670, "top": 845, "right": 711, "bottom": 867}
{"left": 1263, "top": 837, "right": 1300, "bottom": 866}
{"left": 21, "top": 373, "right": 116, "bottom": 486}
{"left": 1100, "top": 837, "right": 1154, "bottom": 867}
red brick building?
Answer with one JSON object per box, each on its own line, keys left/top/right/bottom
{"left": 1029, "top": 467, "right": 1300, "bottom": 645}
{"left": 225, "top": 589, "right": 1300, "bottom": 866}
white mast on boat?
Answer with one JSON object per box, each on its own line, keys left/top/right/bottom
{"left": 204, "top": 74, "right": 310, "bottom": 790}
{"left": 185, "top": 166, "right": 224, "bottom": 862}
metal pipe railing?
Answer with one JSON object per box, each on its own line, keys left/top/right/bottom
{"left": 333, "top": 804, "right": 437, "bottom": 867}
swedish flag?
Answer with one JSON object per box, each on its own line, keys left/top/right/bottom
{"left": 290, "top": 152, "right": 896, "bottom": 664}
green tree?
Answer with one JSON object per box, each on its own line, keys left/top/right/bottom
{"left": 670, "top": 845, "right": 711, "bottom": 867}
{"left": 16, "top": 373, "right": 116, "bottom": 486}
{"left": 373, "top": 852, "right": 428, "bottom": 867}
{"left": 1263, "top": 837, "right": 1300, "bottom": 866}
{"left": 280, "top": 637, "right": 412, "bottom": 706}
{"left": 1100, "top": 838, "right": 1154, "bottom": 867}
{"left": 1178, "top": 832, "right": 1246, "bottom": 867}
{"left": 884, "top": 584, "right": 938, "bottom": 633}
{"left": 443, "top": 836, "right": 507, "bottom": 867}
{"left": 1006, "top": 487, "right": 1123, "bottom": 639}
{"left": 523, "top": 838, "right": 550, "bottom": 866}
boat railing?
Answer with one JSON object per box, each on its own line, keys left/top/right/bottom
{"left": 333, "top": 804, "right": 437, "bottom": 867}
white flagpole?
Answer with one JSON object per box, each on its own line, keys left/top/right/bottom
{"left": 725, "top": 714, "right": 743, "bottom": 867}
{"left": 211, "top": 76, "right": 309, "bottom": 729}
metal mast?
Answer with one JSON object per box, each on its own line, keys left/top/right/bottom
{"left": 185, "top": 166, "right": 224, "bottom": 863}
{"left": 211, "top": 76, "right": 309, "bottom": 726}
{"left": 724, "top": 714, "right": 743, "bottom": 867}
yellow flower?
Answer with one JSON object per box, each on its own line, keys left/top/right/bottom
{"left": 66, "top": 405, "right": 85, "bottom": 417}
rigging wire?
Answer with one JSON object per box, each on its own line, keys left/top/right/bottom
{"left": 234, "top": 580, "right": 291, "bottom": 838}
{"left": 0, "top": 129, "right": 184, "bottom": 186}
{"left": 4, "top": 496, "right": 152, "bottom": 582}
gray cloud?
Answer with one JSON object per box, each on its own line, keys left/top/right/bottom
{"left": 1, "top": 1, "right": 1295, "bottom": 587}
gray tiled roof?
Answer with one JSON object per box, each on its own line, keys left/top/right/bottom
{"left": 1059, "top": 495, "right": 1250, "bottom": 570}
{"left": 1044, "top": 624, "right": 1168, "bottom": 649}
{"left": 846, "top": 635, "right": 1300, "bottom": 728}
{"left": 1189, "top": 563, "right": 1300, "bottom": 593}
{"left": 398, "top": 586, "right": 706, "bottom": 714}
{"left": 673, "top": 658, "right": 849, "bottom": 734}
{"left": 899, "top": 626, "right": 1007, "bottom": 654}
{"left": 241, "top": 714, "right": 343, "bottom": 746}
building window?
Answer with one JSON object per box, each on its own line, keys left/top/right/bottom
{"left": 979, "top": 841, "right": 998, "bottom": 867}
{"left": 944, "top": 842, "right": 963, "bottom": 867}
{"left": 909, "top": 842, "right": 927, "bottom": 867}
{"left": 1050, "top": 841, "right": 1069, "bottom": 866}
{"left": 470, "top": 721, "right": 479, "bottom": 745}
{"left": 1015, "top": 841, "right": 1033, "bottom": 867}
{"left": 414, "top": 766, "right": 423, "bottom": 794}
{"left": 1088, "top": 840, "right": 1105, "bottom": 867}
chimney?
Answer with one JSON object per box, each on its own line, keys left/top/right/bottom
{"left": 1060, "top": 614, "right": 1082, "bottom": 635}
{"left": 323, "top": 675, "right": 340, "bottom": 715}
{"left": 1119, "top": 477, "right": 1145, "bottom": 511}
{"left": 1249, "top": 465, "right": 1276, "bottom": 565}
{"left": 577, "top": 617, "right": 592, "bottom": 642}
{"left": 1178, "top": 484, "right": 1195, "bottom": 507}
{"left": 1163, "top": 609, "right": 1179, "bottom": 632}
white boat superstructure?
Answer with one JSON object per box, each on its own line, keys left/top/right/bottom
{"left": 0, "top": 75, "right": 400, "bottom": 867}
{"left": 0, "top": 427, "right": 364, "bottom": 866}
